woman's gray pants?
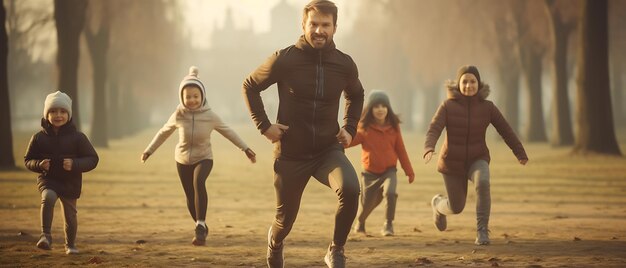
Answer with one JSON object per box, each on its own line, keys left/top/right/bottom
{"left": 434, "top": 160, "right": 490, "bottom": 231}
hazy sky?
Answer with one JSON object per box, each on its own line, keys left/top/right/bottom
{"left": 23, "top": 0, "right": 357, "bottom": 60}
{"left": 182, "top": 0, "right": 355, "bottom": 49}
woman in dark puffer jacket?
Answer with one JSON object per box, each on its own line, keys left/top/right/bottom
{"left": 424, "top": 65, "right": 528, "bottom": 245}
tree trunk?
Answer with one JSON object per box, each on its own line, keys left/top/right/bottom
{"left": 0, "top": 2, "right": 15, "bottom": 169}
{"left": 492, "top": 6, "right": 522, "bottom": 136}
{"left": 394, "top": 71, "right": 414, "bottom": 131}
{"left": 54, "top": 0, "right": 87, "bottom": 130}
{"left": 520, "top": 49, "right": 548, "bottom": 142}
{"left": 108, "top": 75, "right": 121, "bottom": 139}
{"left": 545, "top": 1, "right": 575, "bottom": 146}
{"left": 574, "top": 0, "right": 621, "bottom": 155}
{"left": 120, "top": 81, "right": 134, "bottom": 136}
{"left": 496, "top": 61, "right": 521, "bottom": 135}
{"left": 85, "top": 2, "right": 110, "bottom": 147}
{"left": 397, "top": 88, "right": 414, "bottom": 131}
{"left": 422, "top": 87, "right": 440, "bottom": 131}
{"left": 611, "top": 60, "right": 624, "bottom": 126}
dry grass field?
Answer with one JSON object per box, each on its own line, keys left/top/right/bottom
{"left": 1, "top": 125, "right": 626, "bottom": 267}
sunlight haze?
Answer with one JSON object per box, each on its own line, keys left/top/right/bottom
{"left": 182, "top": 0, "right": 355, "bottom": 49}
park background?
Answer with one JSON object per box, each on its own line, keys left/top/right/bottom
{"left": 1, "top": 0, "right": 625, "bottom": 267}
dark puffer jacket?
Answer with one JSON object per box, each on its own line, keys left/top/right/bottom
{"left": 243, "top": 35, "right": 364, "bottom": 160}
{"left": 424, "top": 84, "right": 527, "bottom": 177}
{"left": 24, "top": 119, "right": 99, "bottom": 199}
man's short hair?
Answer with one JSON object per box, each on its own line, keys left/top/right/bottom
{"left": 302, "top": 0, "right": 338, "bottom": 26}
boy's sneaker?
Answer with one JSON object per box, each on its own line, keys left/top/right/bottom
{"left": 65, "top": 246, "right": 79, "bottom": 255}
{"left": 192, "top": 223, "right": 208, "bottom": 246}
{"left": 36, "top": 233, "right": 52, "bottom": 250}
{"left": 431, "top": 194, "right": 447, "bottom": 231}
{"left": 381, "top": 221, "right": 394, "bottom": 236}
{"left": 324, "top": 242, "right": 346, "bottom": 268}
{"left": 266, "top": 227, "right": 284, "bottom": 268}
{"left": 353, "top": 221, "right": 366, "bottom": 234}
{"left": 475, "top": 228, "right": 490, "bottom": 245}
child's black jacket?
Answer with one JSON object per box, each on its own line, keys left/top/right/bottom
{"left": 25, "top": 119, "right": 99, "bottom": 199}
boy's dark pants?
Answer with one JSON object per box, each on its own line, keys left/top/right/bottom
{"left": 40, "top": 189, "right": 77, "bottom": 247}
{"left": 270, "top": 149, "right": 360, "bottom": 246}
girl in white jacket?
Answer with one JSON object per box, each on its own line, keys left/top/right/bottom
{"left": 141, "top": 66, "right": 256, "bottom": 246}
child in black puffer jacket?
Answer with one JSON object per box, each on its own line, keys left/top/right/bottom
{"left": 24, "top": 91, "right": 99, "bottom": 254}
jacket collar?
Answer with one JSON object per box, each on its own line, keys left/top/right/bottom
{"left": 446, "top": 82, "right": 491, "bottom": 102}
{"left": 295, "top": 35, "right": 336, "bottom": 54}
{"left": 41, "top": 118, "right": 76, "bottom": 136}
{"left": 369, "top": 123, "right": 393, "bottom": 132}
{"left": 177, "top": 103, "right": 210, "bottom": 114}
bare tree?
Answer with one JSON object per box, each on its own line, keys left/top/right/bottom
{"left": 574, "top": 0, "right": 621, "bottom": 155}
{"left": 0, "top": 1, "right": 15, "bottom": 169}
{"left": 6, "top": 0, "right": 54, "bottom": 125}
{"left": 54, "top": 0, "right": 87, "bottom": 129}
{"left": 107, "top": 0, "right": 185, "bottom": 136}
{"left": 384, "top": 0, "right": 472, "bottom": 130}
{"left": 609, "top": 0, "right": 626, "bottom": 128}
{"left": 85, "top": 0, "right": 110, "bottom": 147}
{"left": 544, "top": 0, "right": 578, "bottom": 146}
{"left": 611, "top": 60, "right": 625, "bottom": 127}
{"left": 512, "top": 0, "right": 549, "bottom": 142}
{"left": 495, "top": 59, "right": 521, "bottom": 134}
{"left": 483, "top": 1, "right": 523, "bottom": 134}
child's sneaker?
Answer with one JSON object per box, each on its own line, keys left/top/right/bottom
{"left": 324, "top": 242, "right": 346, "bottom": 268}
{"left": 381, "top": 221, "right": 394, "bottom": 236}
{"left": 353, "top": 221, "right": 366, "bottom": 234}
{"left": 266, "top": 227, "right": 284, "bottom": 268}
{"left": 431, "top": 194, "right": 447, "bottom": 231}
{"left": 475, "top": 228, "right": 490, "bottom": 245}
{"left": 36, "top": 233, "right": 52, "bottom": 250}
{"left": 192, "top": 223, "right": 208, "bottom": 246}
{"left": 65, "top": 246, "right": 79, "bottom": 254}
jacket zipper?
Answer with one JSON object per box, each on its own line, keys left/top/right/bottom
{"left": 312, "top": 51, "right": 324, "bottom": 153}
{"left": 190, "top": 113, "right": 195, "bottom": 163}
{"left": 465, "top": 98, "right": 471, "bottom": 172}
{"left": 318, "top": 51, "right": 325, "bottom": 98}
{"left": 51, "top": 132, "right": 60, "bottom": 176}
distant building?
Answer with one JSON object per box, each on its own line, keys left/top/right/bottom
{"left": 199, "top": 1, "right": 299, "bottom": 123}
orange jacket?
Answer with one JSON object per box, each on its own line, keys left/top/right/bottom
{"left": 348, "top": 124, "right": 414, "bottom": 176}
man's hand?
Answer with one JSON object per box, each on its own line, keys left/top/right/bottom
{"left": 40, "top": 159, "right": 51, "bottom": 171}
{"left": 408, "top": 174, "right": 415, "bottom": 184}
{"left": 141, "top": 152, "right": 151, "bottom": 163}
{"left": 424, "top": 151, "right": 435, "bottom": 164}
{"left": 336, "top": 128, "right": 352, "bottom": 146}
{"left": 263, "top": 124, "right": 289, "bottom": 143}
{"left": 63, "top": 158, "right": 73, "bottom": 171}
{"left": 519, "top": 159, "right": 528, "bottom": 165}
{"left": 245, "top": 148, "right": 257, "bottom": 163}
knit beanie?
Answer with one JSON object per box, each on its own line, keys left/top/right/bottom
{"left": 456, "top": 65, "right": 481, "bottom": 86}
{"left": 179, "top": 66, "right": 206, "bottom": 107}
{"left": 43, "top": 91, "right": 72, "bottom": 119}
{"left": 367, "top": 90, "right": 391, "bottom": 109}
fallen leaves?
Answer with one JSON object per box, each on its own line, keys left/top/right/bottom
{"left": 414, "top": 257, "right": 433, "bottom": 265}
{"left": 17, "top": 231, "right": 29, "bottom": 236}
{"left": 86, "top": 256, "right": 105, "bottom": 264}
